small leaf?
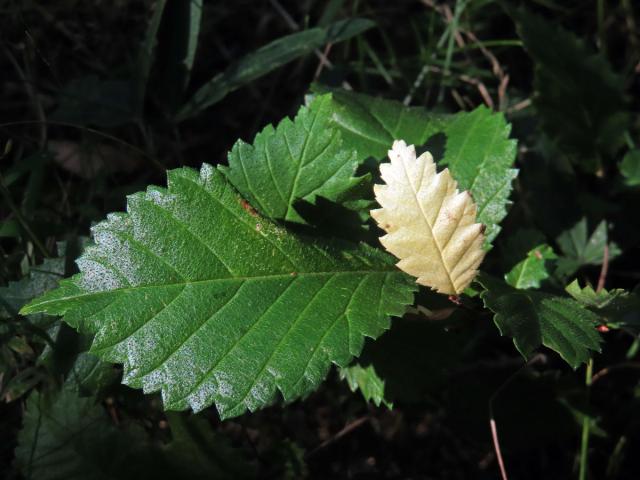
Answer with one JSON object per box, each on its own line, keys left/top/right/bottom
{"left": 477, "top": 274, "right": 601, "bottom": 368}
{"left": 343, "top": 316, "right": 468, "bottom": 406}
{"left": 566, "top": 280, "right": 640, "bottom": 329}
{"left": 223, "top": 94, "right": 367, "bottom": 223}
{"left": 372, "top": 140, "right": 485, "bottom": 295}
{"left": 556, "top": 218, "right": 621, "bottom": 278}
{"left": 501, "top": 228, "right": 547, "bottom": 271}
{"left": 340, "top": 363, "right": 391, "bottom": 408}
{"left": 505, "top": 244, "right": 556, "bottom": 289}
{"left": 177, "top": 19, "right": 374, "bottom": 120}
{"left": 0, "top": 240, "right": 79, "bottom": 324}
{"left": 619, "top": 149, "right": 640, "bottom": 187}
{"left": 22, "top": 166, "right": 415, "bottom": 419}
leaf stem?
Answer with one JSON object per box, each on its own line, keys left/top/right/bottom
{"left": 597, "top": 0, "right": 605, "bottom": 51}
{"left": 579, "top": 358, "right": 594, "bottom": 480}
{"left": 597, "top": 244, "right": 609, "bottom": 293}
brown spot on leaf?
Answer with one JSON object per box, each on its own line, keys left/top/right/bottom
{"left": 240, "top": 198, "right": 259, "bottom": 217}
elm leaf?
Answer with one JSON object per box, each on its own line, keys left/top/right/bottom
{"left": 477, "top": 274, "right": 601, "bottom": 368}
{"left": 223, "top": 94, "right": 368, "bottom": 224}
{"left": 371, "top": 140, "right": 485, "bottom": 295}
{"left": 21, "top": 166, "right": 415, "bottom": 419}
{"left": 505, "top": 244, "right": 556, "bottom": 289}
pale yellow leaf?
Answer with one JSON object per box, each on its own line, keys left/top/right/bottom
{"left": 371, "top": 140, "right": 486, "bottom": 295}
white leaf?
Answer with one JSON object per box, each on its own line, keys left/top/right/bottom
{"left": 371, "top": 140, "right": 486, "bottom": 295}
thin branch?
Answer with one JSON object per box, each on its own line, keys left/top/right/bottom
{"left": 306, "top": 416, "right": 369, "bottom": 458}
{"left": 0, "top": 120, "right": 166, "bottom": 173}
{"left": 597, "top": 243, "right": 609, "bottom": 292}
{"left": 591, "top": 362, "right": 640, "bottom": 384}
{"left": 490, "top": 418, "right": 508, "bottom": 480}
{"left": 268, "top": 0, "right": 352, "bottom": 90}
{"left": 488, "top": 354, "right": 544, "bottom": 480}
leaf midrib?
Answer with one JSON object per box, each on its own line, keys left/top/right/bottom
{"left": 398, "top": 155, "right": 457, "bottom": 293}
{"left": 25, "top": 269, "right": 396, "bottom": 311}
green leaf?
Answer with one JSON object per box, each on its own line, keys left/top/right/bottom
{"left": 15, "top": 390, "right": 146, "bottom": 480}
{"left": 15, "top": 389, "right": 253, "bottom": 480}
{"left": 0, "top": 246, "right": 67, "bottom": 322}
{"left": 321, "top": 90, "right": 517, "bottom": 245}
{"left": 555, "top": 218, "right": 621, "bottom": 278}
{"left": 134, "top": 0, "right": 168, "bottom": 114}
{"left": 21, "top": 166, "right": 415, "bottom": 419}
{"left": 164, "top": 412, "right": 255, "bottom": 479}
{"left": 619, "top": 149, "right": 640, "bottom": 187}
{"left": 565, "top": 280, "right": 628, "bottom": 310}
{"left": 439, "top": 106, "right": 518, "bottom": 245}
{"left": 154, "top": 0, "right": 204, "bottom": 112}
{"left": 505, "top": 244, "right": 556, "bottom": 289}
{"left": 64, "top": 352, "right": 120, "bottom": 395}
{"left": 510, "top": 7, "right": 628, "bottom": 171}
{"left": 0, "top": 219, "right": 19, "bottom": 237}
{"left": 222, "top": 94, "right": 367, "bottom": 223}
{"left": 477, "top": 274, "right": 601, "bottom": 368}
{"left": 317, "top": 88, "right": 446, "bottom": 162}
{"left": 176, "top": 18, "right": 375, "bottom": 120}
{"left": 501, "top": 228, "right": 547, "bottom": 270}
{"left": 566, "top": 280, "right": 640, "bottom": 329}
{"left": 340, "top": 363, "right": 391, "bottom": 408}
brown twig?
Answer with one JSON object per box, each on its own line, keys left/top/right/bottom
{"left": 490, "top": 418, "right": 508, "bottom": 480}
{"left": 314, "top": 43, "right": 333, "bottom": 80}
{"left": 459, "top": 74, "right": 494, "bottom": 109}
{"left": 591, "top": 362, "right": 640, "bottom": 384}
{"left": 269, "top": 0, "right": 351, "bottom": 90}
{"left": 306, "top": 416, "right": 370, "bottom": 458}
{"left": 507, "top": 98, "right": 532, "bottom": 113}
{"left": 597, "top": 244, "right": 610, "bottom": 292}
{"left": 442, "top": 4, "right": 466, "bottom": 48}
{"left": 488, "top": 354, "right": 545, "bottom": 480}
{"left": 105, "top": 397, "right": 120, "bottom": 425}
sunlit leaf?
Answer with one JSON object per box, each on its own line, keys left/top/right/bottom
{"left": 372, "top": 140, "right": 485, "bottom": 295}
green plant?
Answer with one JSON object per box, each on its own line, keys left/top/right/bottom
{"left": 3, "top": 1, "right": 640, "bottom": 478}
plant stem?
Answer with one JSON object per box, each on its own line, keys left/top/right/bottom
{"left": 579, "top": 358, "right": 594, "bottom": 480}
{"left": 597, "top": 0, "right": 605, "bottom": 50}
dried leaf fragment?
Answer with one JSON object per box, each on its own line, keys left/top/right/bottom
{"left": 371, "top": 140, "right": 486, "bottom": 295}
